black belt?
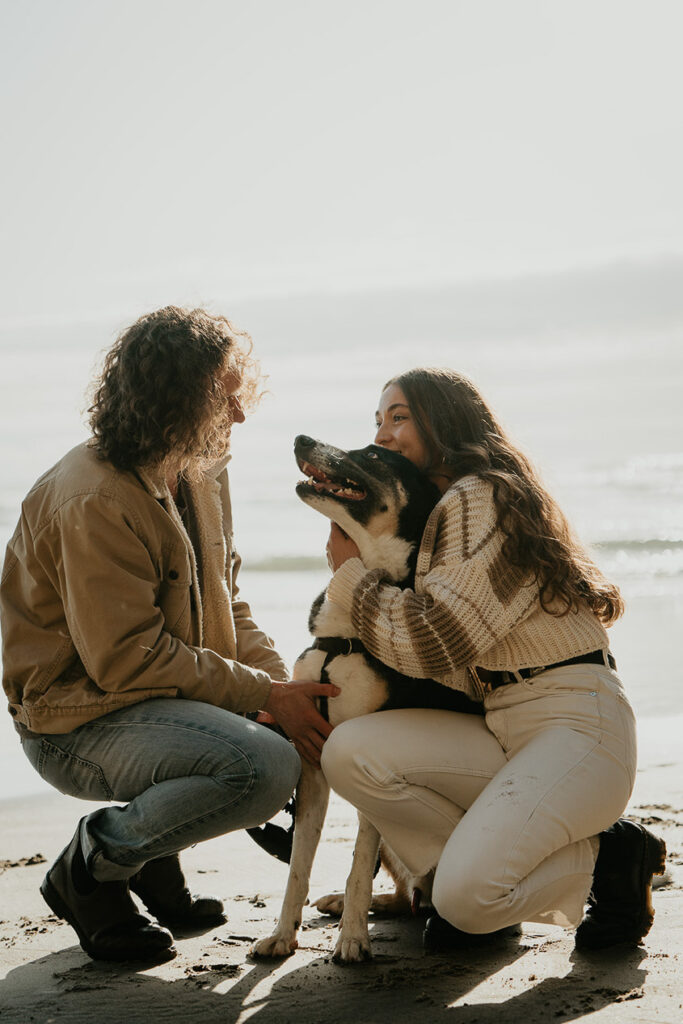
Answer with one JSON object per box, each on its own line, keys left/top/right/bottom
{"left": 472, "top": 649, "right": 617, "bottom": 691}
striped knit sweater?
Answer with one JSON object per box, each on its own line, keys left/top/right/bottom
{"left": 326, "top": 475, "right": 609, "bottom": 702}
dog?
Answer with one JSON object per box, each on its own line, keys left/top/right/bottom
{"left": 252, "top": 435, "right": 479, "bottom": 963}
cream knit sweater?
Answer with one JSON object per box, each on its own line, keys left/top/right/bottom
{"left": 326, "top": 475, "right": 609, "bottom": 702}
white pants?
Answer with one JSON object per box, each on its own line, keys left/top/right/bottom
{"left": 321, "top": 661, "right": 637, "bottom": 932}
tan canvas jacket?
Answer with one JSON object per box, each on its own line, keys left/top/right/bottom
{"left": 0, "top": 442, "right": 287, "bottom": 734}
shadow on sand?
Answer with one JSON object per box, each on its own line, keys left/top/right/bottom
{"left": 0, "top": 916, "right": 648, "bottom": 1024}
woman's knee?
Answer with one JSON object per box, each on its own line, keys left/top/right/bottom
{"left": 320, "top": 718, "right": 364, "bottom": 794}
{"left": 431, "top": 860, "right": 504, "bottom": 934}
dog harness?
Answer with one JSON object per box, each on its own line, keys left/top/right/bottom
{"left": 312, "top": 636, "right": 367, "bottom": 719}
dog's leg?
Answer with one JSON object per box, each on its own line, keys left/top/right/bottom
{"left": 368, "top": 842, "right": 412, "bottom": 914}
{"left": 371, "top": 844, "right": 433, "bottom": 915}
{"left": 333, "top": 813, "right": 381, "bottom": 963}
{"left": 315, "top": 842, "right": 432, "bottom": 918}
{"left": 252, "top": 762, "right": 330, "bottom": 959}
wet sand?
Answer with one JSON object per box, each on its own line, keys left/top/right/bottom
{"left": 1, "top": 759, "right": 681, "bottom": 1024}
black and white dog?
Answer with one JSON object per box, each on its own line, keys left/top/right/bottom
{"left": 252, "top": 435, "right": 479, "bottom": 963}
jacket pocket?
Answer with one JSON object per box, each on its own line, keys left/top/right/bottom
{"left": 32, "top": 738, "right": 114, "bottom": 800}
{"left": 158, "top": 571, "right": 192, "bottom": 635}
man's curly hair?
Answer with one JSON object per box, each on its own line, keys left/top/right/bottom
{"left": 88, "top": 306, "right": 262, "bottom": 473}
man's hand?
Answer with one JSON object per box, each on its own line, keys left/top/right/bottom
{"left": 263, "top": 679, "right": 341, "bottom": 768}
{"left": 326, "top": 523, "right": 361, "bottom": 572}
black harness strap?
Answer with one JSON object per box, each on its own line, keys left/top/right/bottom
{"left": 313, "top": 636, "right": 368, "bottom": 658}
{"left": 312, "top": 636, "right": 367, "bottom": 719}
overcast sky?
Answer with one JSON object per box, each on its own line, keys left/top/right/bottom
{"left": 2, "top": 0, "right": 683, "bottom": 324}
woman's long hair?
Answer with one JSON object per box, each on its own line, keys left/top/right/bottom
{"left": 388, "top": 367, "right": 623, "bottom": 625}
{"left": 89, "top": 306, "right": 262, "bottom": 474}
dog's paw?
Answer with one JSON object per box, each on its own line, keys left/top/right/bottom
{"left": 332, "top": 931, "right": 372, "bottom": 964}
{"left": 251, "top": 932, "right": 298, "bottom": 959}
{"left": 314, "top": 892, "right": 345, "bottom": 917}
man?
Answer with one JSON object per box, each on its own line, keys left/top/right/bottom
{"left": 0, "top": 306, "right": 335, "bottom": 963}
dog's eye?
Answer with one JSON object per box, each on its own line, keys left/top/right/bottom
{"left": 366, "top": 451, "right": 379, "bottom": 459}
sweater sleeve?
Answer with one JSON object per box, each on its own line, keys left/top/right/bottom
{"left": 326, "top": 479, "right": 538, "bottom": 680}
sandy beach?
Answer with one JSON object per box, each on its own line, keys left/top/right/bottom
{"left": 1, "top": 543, "right": 681, "bottom": 1024}
{"left": 3, "top": 1, "right": 683, "bottom": 1020}
{"left": 1, "top": 753, "right": 681, "bottom": 1024}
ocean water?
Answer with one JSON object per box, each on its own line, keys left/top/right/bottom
{"left": 1, "top": 279, "right": 683, "bottom": 797}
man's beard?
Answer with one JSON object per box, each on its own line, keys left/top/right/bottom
{"left": 180, "top": 409, "right": 234, "bottom": 481}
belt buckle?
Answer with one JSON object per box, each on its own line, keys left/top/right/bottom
{"left": 467, "top": 666, "right": 488, "bottom": 695}
{"left": 524, "top": 665, "right": 547, "bottom": 682}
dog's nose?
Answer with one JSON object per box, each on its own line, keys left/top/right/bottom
{"left": 295, "top": 435, "right": 315, "bottom": 448}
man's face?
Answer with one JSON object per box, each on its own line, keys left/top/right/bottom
{"left": 200, "top": 363, "right": 247, "bottom": 466}
{"left": 218, "top": 365, "right": 246, "bottom": 445}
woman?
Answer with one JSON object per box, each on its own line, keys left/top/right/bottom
{"left": 322, "top": 367, "right": 666, "bottom": 952}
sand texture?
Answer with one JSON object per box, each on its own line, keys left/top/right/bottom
{"left": 1, "top": 776, "right": 681, "bottom": 1024}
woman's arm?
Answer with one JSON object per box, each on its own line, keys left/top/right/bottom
{"left": 325, "top": 479, "right": 536, "bottom": 680}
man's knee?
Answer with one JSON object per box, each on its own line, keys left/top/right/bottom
{"left": 224, "top": 724, "right": 300, "bottom": 823}
{"left": 259, "top": 728, "right": 301, "bottom": 811}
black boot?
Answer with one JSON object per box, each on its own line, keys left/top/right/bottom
{"left": 129, "top": 853, "right": 226, "bottom": 930}
{"left": 40, "top": 826, "right": 176, "bottom": 963}
{"left": 423, "top": 912, "right": 521, "bottom": 954}
{"left": 575, "top": 818, "right": 667, "bottom": 951}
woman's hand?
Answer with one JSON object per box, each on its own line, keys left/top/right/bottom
{"left": 326, "top": 523, "right": 361, "bottom": 572}
{"left": 263, "top": 679, "right": 341, "bottom": 768}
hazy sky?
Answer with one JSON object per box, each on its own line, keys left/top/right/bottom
{"left": 2, "top": 0, "right": 683, "bottom": 323}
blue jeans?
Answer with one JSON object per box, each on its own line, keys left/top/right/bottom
{"left": 21, "top": 699, "right": 301, "bottom": 881}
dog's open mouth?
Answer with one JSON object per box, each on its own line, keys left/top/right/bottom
{"left": 298, "top": 461, "right": 367, "bottom": 502}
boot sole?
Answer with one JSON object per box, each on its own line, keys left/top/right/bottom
{"left": 424, "top": 921, "right": 522, "bottom": 954}
{"left": 128, "top": 886, "right": 227, "bottom": 931}
{"left": 636, "top": 827, "right": 667, "bottom": 940}
{"left": 575, "top": 826, "right": 667, "bottom": 950}
{"left": 40, "top": 873, "right": 177, "bottom": 963}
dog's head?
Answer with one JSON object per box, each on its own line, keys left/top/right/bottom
{"left": 294, "top": 435, "right": 440, "bottom": 583}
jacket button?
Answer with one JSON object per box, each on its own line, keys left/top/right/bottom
{"left": 169, "top": 570, "right": 179, "bottom": 580}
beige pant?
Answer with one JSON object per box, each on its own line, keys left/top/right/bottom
{"left": 321, "top": 661, "right": 637, "bottom": 932}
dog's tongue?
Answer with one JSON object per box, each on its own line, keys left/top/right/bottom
{"left": 301, "top": 461, "right": 327, "bottom": 482}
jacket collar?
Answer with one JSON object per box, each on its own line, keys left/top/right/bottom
{"left": 136, "top": 453, "right": 232, "bottom": 501}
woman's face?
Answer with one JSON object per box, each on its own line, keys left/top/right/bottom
{"left": 374, "top": 384, "right": 432, "bottom": 471}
